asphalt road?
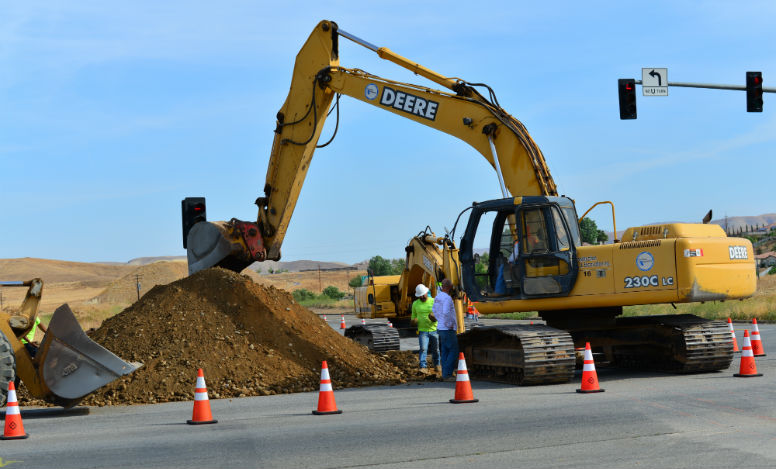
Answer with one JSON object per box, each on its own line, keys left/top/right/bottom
{"left": 3, "top": 322, "right": 775, "bottom": 469}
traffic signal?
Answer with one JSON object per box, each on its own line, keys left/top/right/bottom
{"left": 618, "top": 78, "right": 637, "bottom": 119}
{"left": 181, "top": 197, "right": 207, "bottom": 249}
{"left": 746, "top": 71, "right": 763, "bottom": 112}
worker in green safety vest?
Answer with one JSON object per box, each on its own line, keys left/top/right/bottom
{"left": 21, "top": 316, "right": 47, "bottom": 357}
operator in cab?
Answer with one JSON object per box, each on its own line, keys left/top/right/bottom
{"left": 494, "top": 239, "right": 519, "bottom": 295}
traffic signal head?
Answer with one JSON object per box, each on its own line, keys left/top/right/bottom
{"left": 181, "top": 197, "right": 207, "bottom": 249}
{"left": 746, "top": 71, "right": 763, "bottom": 112}
{"left": 618, "top": 78, "right": 637, "bottom": 119}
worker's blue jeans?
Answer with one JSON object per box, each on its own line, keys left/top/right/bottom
{"left": 438, "top": 330, "right": 459, "bottom": 378}
{"left": 418, "top": 331, "right": 440, "bottom": 368}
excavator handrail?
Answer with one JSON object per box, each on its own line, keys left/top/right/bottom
{"left": 579, "top": 200, "right": 619, "bottom": 243}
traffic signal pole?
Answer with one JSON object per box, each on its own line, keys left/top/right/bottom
{"left": 620, "top": 73, "right": 773, "bottom": 119}
{"left": 633, "top": 80, "right": 776, "bottom": 93}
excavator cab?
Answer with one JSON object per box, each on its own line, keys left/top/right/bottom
{"left": 459, "top": 196, "right": 580, "bottom": 301}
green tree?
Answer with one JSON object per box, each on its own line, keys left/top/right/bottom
{"left": 367, "top": 256, "right": 393, "bottom": 276}
{"left": 322, "top": 286, "right": 345, "bottom": 300}
{"left": 348, "top": 276, "right": 364, "bottom": 288}
{"left": 391, "top": 258, "right": 406, "bottom": 274}
{"left": 368, "top": 256, "right": 405, "bottom": 275}
{"left": 579, "top": 218, "right": 607, "bottom": 244}
{"left": 292, "top": 289, "right": 316, "bottom": 302}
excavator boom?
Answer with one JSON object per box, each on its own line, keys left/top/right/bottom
{"left": 185, "top": 19, "right": 555, "bottom": 274}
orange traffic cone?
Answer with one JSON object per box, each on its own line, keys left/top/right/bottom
{"left": 751, "top": 319, "right": 766, "bottom": 356}
{"left": 361, "top": 318, "right": 366, "bottom": 325}
{"left": 577, "top": 342, "right": 604, "bottom": 393}
{"left": 187, "top": 369, "right": 218, "bottom": 425}
{"left": 727, "top": 318, "right": 739, "bottom": 353}
{"left": 450, "top": 353, "right": 478, "bottom": 404}
{"left": 387, "top": 321, "right": 393, "bottom": 328}
{"left": 339, "top": 315, "right": 347, "bottom": 329}
{"left": 734, "top": 330, "right": 762, "bottom": 377}
{"left": 322, "top": 314, "right": 327, "bottom": 321}
{"left": 313, "top": 361, "right": 342, "bottom": 415}
{"left": 0, "top": 382, "right": 28, "bottom": 440}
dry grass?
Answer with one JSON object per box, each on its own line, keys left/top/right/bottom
{"left": 242, "top": 269, "right": 365, "bottom": 294}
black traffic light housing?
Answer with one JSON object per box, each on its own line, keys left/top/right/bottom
{"left": 181, "top": 197, "right": 207, "bottom": 249}
{"left": 618, "top": 78, "right": 637, "bottom": 119}
{"left": 746, "top": 71, "right": 763, "bottom": 112}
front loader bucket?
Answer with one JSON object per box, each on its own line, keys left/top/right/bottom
{"left": 37, "top": 304, "right": 140, "bottom": 407}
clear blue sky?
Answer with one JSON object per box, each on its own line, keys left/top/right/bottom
{"left": 2, "top": 1, "right": 775, "bottom": 264}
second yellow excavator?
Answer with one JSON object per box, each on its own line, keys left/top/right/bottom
{"left": 0, "top": 279, "right": 139, "bottom": 407}
{"left": 183, "top": 20, "right": 756, "bottom": 385}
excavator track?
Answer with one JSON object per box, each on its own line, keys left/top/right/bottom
{"left": 610, "top": 314, "right": 734, "bottom": 373}
{"left": 458, "top": 324, "right": 575, "bottom": 385}
{"left": 344, "top": 324, "right": 400, "bottom": 353}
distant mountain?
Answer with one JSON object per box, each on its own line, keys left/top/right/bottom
{"left": 710, "top": 214, "right": 776, "bottom": 233}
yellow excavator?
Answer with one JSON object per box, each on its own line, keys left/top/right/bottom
{"left": 0, "top": 279, "right": 139, "bottom": 407}
{"left": 183, "top": 20, "right": 756, "bottom": 384}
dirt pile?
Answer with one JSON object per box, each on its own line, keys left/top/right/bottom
{"left": 69, "top": 268, "right": 413, "bottom": 406}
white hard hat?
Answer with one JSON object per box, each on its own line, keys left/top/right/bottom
{"left": 415, "top": 284, "right": 429, "bottom": 297}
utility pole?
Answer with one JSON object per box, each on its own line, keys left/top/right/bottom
{"left": 318, "top": 264, "right": 322, "bottom": 293}
{"left": 135, "top": 274, "right": 142, "bottom": 301}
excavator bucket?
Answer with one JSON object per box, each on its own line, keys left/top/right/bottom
{"left": 36, "top": 304, "right": 140, "bottom": 407}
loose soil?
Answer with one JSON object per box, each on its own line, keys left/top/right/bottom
{"left": 19, "top": 268, "right": 432, "bottom": 407}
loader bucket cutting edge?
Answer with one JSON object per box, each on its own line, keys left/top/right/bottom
{"left": 38, "top": 304, "right": 141, "bottom": 404}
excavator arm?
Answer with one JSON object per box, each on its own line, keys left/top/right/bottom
{"left": 186, "top": 19, "right": 555, "bottom": 274}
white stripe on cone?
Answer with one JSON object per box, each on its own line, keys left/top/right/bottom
{"left": 319, "top": 382, "right": 333, "bottom": 392}
{"left": 321, "top": 368, "right": 330, "bottom": 380}
{"left": 456, "top": 359, "right": 470, "bottom": 381}
{"left": 742, "top": 334, "right": 754, "bottom": 357}
{"left": 194, "top": 392, "right": 209, "bottom": 400}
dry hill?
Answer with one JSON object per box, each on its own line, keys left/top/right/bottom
{"left": 91, "top": 260, "right": 189, "bottom": 304}
{"left": 0, "top": 257, "right": 134, "bottom": 285}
